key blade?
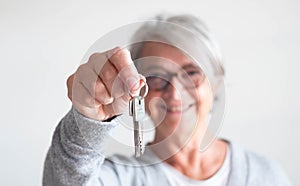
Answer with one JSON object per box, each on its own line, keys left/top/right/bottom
{"left": 130, "top": 96, "right": 146, "bottom": 158}
{"left": 134, "top": 121, "right": 144, "bottom": 157}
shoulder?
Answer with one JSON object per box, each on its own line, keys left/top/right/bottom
{"left": 229, "top": 142, "right": 292, "bottom": 186}
{"left": 246, "top": 150, "right": 288, "bottom": 183}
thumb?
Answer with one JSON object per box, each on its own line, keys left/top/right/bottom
{"left": 129, "top": 74, "right": 147, "bottom": 97}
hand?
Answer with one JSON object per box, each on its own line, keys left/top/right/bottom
{"left": 67, "top": 47, "right": 145, "bottom": 121}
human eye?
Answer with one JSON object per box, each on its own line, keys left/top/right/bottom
{"left": 146, "top": 74, "right": 168, "bottom": 84}
{"left": 146, "top": 74, "right": 169, "bottom": 91}
{"left": 184, "top": 68, "right": 203, "bottom": 77}
{"left": 187, "top": 69, "right": 201, "bottom": 75}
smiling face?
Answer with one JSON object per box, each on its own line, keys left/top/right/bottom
{"left": 137, "top": 42, "right": 213, "bottom": 143}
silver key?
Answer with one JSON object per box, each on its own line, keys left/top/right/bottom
{"left": 129, "top": 96, "right": 145, "bottom": 157}
{"left": 129, "top": 79, "right": 148, "bottom": 158}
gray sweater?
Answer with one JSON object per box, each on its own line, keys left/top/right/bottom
{"left": 43, "top": 107, "right": 292, "bottom": 186}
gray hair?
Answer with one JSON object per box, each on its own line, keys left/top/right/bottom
{"left": 129, "top": 13, "right": 225, "bottom": 78}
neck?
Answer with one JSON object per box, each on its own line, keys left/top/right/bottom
{"left": 150, "top": 138, "right": 228, "bottom": 180}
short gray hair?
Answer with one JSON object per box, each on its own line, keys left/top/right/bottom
{"left": 129, "top": 13, "right": 225, "bottom": 77}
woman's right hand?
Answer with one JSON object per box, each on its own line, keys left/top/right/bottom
{"left": 67, "top": 47, "right": 144, "bottom": 121}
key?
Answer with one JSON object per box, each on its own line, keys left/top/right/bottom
{"left": 129, "top": 96, "right": 145, "bottom": 157}
{"left": 129, "top": 78, "right": 148, "bottom": 158}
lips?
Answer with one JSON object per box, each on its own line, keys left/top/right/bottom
{"left": 160, "top": 103, "right": 196, "bottom": 113}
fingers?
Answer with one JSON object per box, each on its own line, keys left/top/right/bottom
{"left": 75, "top": 64, "right": 114, "bottom": 105}
{"left": 102, "top": 93, "right": 131, "bottom": 116}
{"left": 88, "top": 47, "right": 141, "bottom": 96}
{"left": 72, "top": 100, "right": 105, "bottom": 121}
{"left": 72, "top": 80, "right": 101, "bottom": 108}
{"left": 98, "top": 60, "right": 124, "bottom": 98}
{"left": 86, "top": 52, "right": 107, "bottom": 75}
{"left": 106, "top": 48, "right": 141, "bottom": 96}
{"left": 66, "top": 46, "right": 146, "bottom": 120}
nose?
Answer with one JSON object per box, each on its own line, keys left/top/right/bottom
{"left": 163, "top": 76, "right": 184, "bottom": 100}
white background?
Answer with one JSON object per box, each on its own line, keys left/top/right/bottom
{"left": 0, "top": 0, "right": 299, "bottom": 185}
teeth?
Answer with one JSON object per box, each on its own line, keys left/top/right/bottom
{"left": 168, "top": 107, "right": 182, "bottom": 112}
{"left": 160, "top": 103, "right": 195, "bottom": 113}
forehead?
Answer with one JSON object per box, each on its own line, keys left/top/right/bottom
{"left": 139, "top": 42, "right": 196, "bottom": 68}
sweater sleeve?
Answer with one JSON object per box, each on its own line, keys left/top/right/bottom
{"left": 42, "top": 107, "right": 120, "bottom": 186}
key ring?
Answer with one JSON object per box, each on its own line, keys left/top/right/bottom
{"left": 139, "top": 77, "right": 148, "bottom": 99}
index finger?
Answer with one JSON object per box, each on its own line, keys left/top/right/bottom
{"left": 106, "top": 48, "right": 141, "bottom": 96}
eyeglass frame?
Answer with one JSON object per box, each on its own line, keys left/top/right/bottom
{"left": 144, "top": 66, "right": 206, "bottom": 91}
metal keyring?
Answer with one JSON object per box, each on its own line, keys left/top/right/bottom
{"left": 139, "top": 77, "right": 148, "bottom": 98}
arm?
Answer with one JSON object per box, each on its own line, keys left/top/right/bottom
{"left": 43, "top": 47, "right": 145, "bottom": 186}
{"left": 43, "top": 107, "right": 119, "bottom": 186}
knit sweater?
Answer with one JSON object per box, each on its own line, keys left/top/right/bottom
{"left": 43, "top": 107, "right": 292, "bottom": 186}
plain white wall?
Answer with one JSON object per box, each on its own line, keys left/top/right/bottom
{"left": 0, "top": 0, "right": 299, "bottom": 185}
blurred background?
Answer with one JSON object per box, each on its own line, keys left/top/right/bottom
{"left": 0, "top": 0, "right": 299, "bottom": 185}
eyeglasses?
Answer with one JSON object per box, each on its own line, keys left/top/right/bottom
{"left": 145, "top": 67, "right": 205, "bottom": 91}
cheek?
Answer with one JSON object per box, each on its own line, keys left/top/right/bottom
{"left": 144, "top": 91, "right": 162, "bottom": 115}
{"left": 145, "top": 92, "right": 154, "bottom": 113}
{"left": 190, "top": 79, "right": 213, "bottom": 106}
{"left": 144, "top": 92, "right": 167, "bottom": 125}
{"left": 198, "top": 83, "right": 213, "bottom": 99}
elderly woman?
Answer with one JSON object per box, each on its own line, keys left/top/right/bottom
{"left": 43, "top": 14, "right": 291, "bottom": 186}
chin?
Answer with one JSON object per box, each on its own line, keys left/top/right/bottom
{"left": 163, "top": 115, "right": 182, "bottom": 126}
